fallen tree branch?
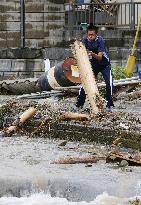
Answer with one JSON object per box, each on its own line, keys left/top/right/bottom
{"left": 0, "top": 107, "right": 37, "bottom": 137}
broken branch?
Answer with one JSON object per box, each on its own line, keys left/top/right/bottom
{"left": 0, "top": 107, "right": 37, "bottom": 137}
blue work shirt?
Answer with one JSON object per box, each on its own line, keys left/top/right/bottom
{"left": 82, "top": 36, "right": 110, "bottom": 70}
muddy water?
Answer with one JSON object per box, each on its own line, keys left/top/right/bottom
{"left": 0, "top": 95, "right": 141, "bottom": 204}
{"left": 0, "top": 136, "right": 141, "bottom": 205}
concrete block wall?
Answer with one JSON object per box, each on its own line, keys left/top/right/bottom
{"left": 0, "top": 0, "right": 65, "bottom": 48}
{"left": 0, "top": 1, "right": 140, "bottom": 78}
{"left": 0, "top": 58, "right": 44, "bottom": 79}
{"left": 25, "top": 0, "right": 65, "bottom": 47}
{"left": 0, "top": 1, "right": 20, "bottom": 48}
{"left": 0, "top": 28, "right": 141, "bottom": 78}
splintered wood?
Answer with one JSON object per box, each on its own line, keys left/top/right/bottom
{"left": 73, "top": 40, "right": 103, "bottom": 115}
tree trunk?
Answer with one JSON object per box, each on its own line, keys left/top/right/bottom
{"left": 73, "top": 40, "right": 103, "bottom": 115}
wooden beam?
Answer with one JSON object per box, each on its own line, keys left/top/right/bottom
{"left": 72, "top": 40, "right": 104, "bottom": 115}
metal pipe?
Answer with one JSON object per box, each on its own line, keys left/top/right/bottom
{"left": 20, "top": 0, "right": 25, "bottom": 48}
{"left": 54, "top": 77, "right": 141, "bottom": 90}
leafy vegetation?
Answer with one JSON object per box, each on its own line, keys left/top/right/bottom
{"left": 96, "top": 66, "right": 126, "bottom": 81}
{"left": 112, "top": 66, "right": 126, "bottom": 80}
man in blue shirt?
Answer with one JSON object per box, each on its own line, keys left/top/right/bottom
{"left": 74, "top": 24, "right": 114, "bottom": 112}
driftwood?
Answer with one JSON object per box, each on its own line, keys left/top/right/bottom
{"left": 53, "top": 156, "right": 105, "bottom": 164}
{"left": 60, "top": 111, "right": 89, "bottom": 121}
{"left": 112, "top": 136, "right": 123, "bottom": 147}
{"left": 0, "top": 107, "right": 37, "bottom": 137}
{"left": 106, "top": 153, "right": 141, "bottom": 166}
{"left": 73, "top": 40, "right": 104, "bottom": 115}
{"left": 116, "top": 90, "right": 141, "bottom": 100}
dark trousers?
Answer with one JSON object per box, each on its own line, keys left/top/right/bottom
{"left": 76, "top": 65, "right": 114, "bottom": 108}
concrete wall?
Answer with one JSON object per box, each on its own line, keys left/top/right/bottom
{"left": 0, "top": 46, "right": 141, "bottom": 80}
{"left": 0, "top": 29, "right": 141, "bottom": 79}
{"left": 0, "top": 0, "right": 65, "bottom": 48}
{"left": 0, "top": 1, "right": 141, "bottom": 77}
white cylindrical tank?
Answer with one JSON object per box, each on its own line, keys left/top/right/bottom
{"left": 44, "top": 58, "right": 50, "bottom": 72}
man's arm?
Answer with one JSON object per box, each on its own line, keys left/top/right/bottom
{"left": 88, "top": 51, "right": 103, "bottom": 61}
{"left": 88, "top": 37, "right": 107, "bottom": 61}
{"left": 91, "top": 52, "right": 103, "bottom": 61}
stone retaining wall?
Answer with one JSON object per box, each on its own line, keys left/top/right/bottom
{"left": 0, "top": 46, "right": 140, "bottom": 79}
{"left": 0, "top": 0, "right": 65, "bottom": 48}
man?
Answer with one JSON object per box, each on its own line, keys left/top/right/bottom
{"left": 74, "top": 24, "right": 114, "bottom": 112}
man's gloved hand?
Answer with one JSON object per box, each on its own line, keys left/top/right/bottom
{"left": 87, "top": 51, "right": 93, "bottom": 59}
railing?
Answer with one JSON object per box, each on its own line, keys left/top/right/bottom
{"left": 65, "top": 2, "right": 141, "bottom": 30}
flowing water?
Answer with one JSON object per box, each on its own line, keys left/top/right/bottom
{"left": 0, "top": 95, "right": 141, "bottom": 204}
{"left": 0, "top": 136, "right": 141, "bottom": 205}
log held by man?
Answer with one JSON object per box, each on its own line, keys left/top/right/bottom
{"left": 73, "top": 40, "right": 104, "bottom": 115}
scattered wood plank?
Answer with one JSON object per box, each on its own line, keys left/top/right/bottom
{"left": 106, "top": 153, "right": 141, "bottom": 166}
{"left": 60, "top": 111, "right": 90, "bottom": 121}
{"left": 0, "top": 107, "right": 37, "bottom": 137}
{"left": 112, "top": 136, "right": 123, "bottom": 146}
{"left": 53, "top": 156, "right": 105, "bottom": 164}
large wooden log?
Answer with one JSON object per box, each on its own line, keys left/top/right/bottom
{"left": 60, "top": 111, "right": 89, "bottom": 121}
{"left": 73, "top": 40, "right": 103, "bottom": 115}
{"left": 0, "top": 107, "right": 37, "bottom": 137}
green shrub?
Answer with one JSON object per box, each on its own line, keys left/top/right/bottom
{"left": 112, "top": 66, "right": 126, "bottom": 80}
